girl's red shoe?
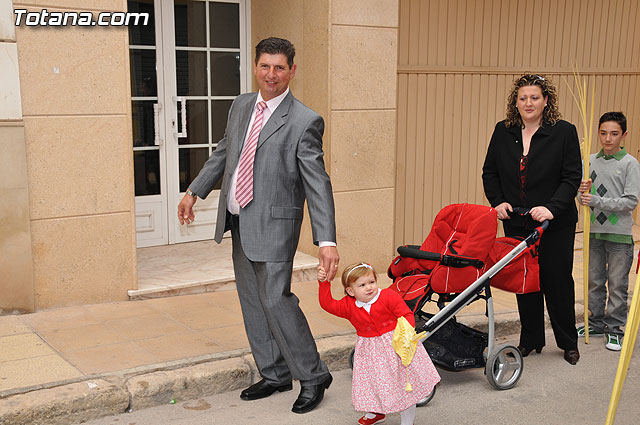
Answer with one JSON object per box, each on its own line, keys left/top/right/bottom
{"left": 358, "top": 413, "right": 386, "bottom": 425}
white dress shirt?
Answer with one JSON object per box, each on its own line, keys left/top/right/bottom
{"left": 227, "top": 88, "right": 289, "bottom": 215}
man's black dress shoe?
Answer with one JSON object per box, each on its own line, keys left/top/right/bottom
{"left": 517, "top": 345, "right": 543, "bottom": 357}
{"left": 240, "top": 379, "right": 293, "bottom": 401}
{"left": 291, "top": 373, "right": 333, "bottom": 414}
{"left": 564, "top": 349, "right": 580, "bottom": 365}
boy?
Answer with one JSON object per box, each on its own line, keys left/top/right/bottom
{"left": 578, "top": 112, "right": 640, "bottom": 351}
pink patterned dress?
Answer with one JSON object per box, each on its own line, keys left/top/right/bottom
{"left": 318, "top": 281, "right": 440, "bottom": 413}
{"left": 352, "top": 330, "right": 440, "bottom": 413}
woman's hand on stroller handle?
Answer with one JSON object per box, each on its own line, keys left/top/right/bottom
{"left": 508, "top": 207, "right": 550, "bottom": 230}
{"left": 529, "top": 206, "right": 553, "bottom": 222}
{"left": 495, "top": 202, "right": 513, "bottom": 220}
{"left": 510, "top": 208, "right": 550, "bottom": 243}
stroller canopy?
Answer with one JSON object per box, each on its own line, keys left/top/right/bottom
{"left": 390, "top": 203, "right": 497, "bottom": 294}
{"left": 426, "top": 204, "right": 497, "bottom": 293}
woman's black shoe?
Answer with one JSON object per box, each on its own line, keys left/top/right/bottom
{"left": 517, "top": 345, "right": 543, "bottom": 357}
{"left": 564, "top": 349, "right": 580, "bottom": 365}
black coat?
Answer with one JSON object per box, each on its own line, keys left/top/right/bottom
{"left": 482, "top": 119, "right": 582, "bottom": 231}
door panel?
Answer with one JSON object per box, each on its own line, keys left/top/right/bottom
{"left": 135, "top": 196, "right": 167, "bottom": 246}
{"left": 131, "top": 0, "right": 168, "bottom": 247}
{"left": 168, "top": 0, "right": 248, "bottom": 244}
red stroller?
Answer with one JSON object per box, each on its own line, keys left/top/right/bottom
{"left": 387, "top": 203, "right": 547, "bottom": 401}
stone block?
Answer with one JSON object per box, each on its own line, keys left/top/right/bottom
{"left": 0, "top": 379, "right": 129, "bottom": 425}
{"left": 126, "top": 357, "right": 252, "bottom": 410}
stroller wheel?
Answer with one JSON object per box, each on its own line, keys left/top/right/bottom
{"left": 349, "top": 348, "right": 355, "bottom": 369}
{"left": 416, "top": 384, "right": 437, "bottom": 407}
{"left": 485, "top": 344, "right": 523, "bottom": 390}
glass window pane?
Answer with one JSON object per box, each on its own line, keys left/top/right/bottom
{"left": 179, "top": 148, "right": 210, "bottom": 192}
{"left": 211, "top": 100, "right": 232, "bottom": 143}
{"left": 178, "top": 100, "right": 208, "bottom": 145}
{"left": 209, "top": 2, "right": 239, "bottom": 48}
{"left": 130, "top": 50, "right": 157, "bottom": 97}
{"left": 210, "top": 52, "right": 240, "bottom": 96}
{"left": 174, "top": 0, "right": 206, "bottom": 47}
{"left": 132, "top": 101, "right": 156, "bottom": 147}
{"left": 128, "top": 0, "right": 155, "bottom": 46}
{"left": 176, "top": 51, "right": 207, "bottom": 96}
{"left": 134, "top": 150, "right": 161, "bottom": 196}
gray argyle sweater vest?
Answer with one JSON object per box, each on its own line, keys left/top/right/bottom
{"left": 588, "top": 148, "right": 640, "bottom": 236}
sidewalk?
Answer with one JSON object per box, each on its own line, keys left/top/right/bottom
{"left": 0, "top": 231, "right": 635, "bottom": 424}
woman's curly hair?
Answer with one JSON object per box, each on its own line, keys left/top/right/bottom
{"left": 505, "top": 74, "right": 561, "bottom": 128}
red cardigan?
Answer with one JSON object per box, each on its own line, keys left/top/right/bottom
{"left": 318, "top": 281, "right": 415, "bottom": 337}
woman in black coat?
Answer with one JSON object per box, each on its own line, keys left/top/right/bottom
{"left": 482, "top": 74, "right": 582, "bottom": 365}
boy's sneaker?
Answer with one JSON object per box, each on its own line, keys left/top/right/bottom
{"left": 577, "top": 325, "right": 604, "bottom": 337}
{"left": 605, "top": 334, "right": 623, "bottom": 351}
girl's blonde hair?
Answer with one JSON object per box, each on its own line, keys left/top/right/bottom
{"left": 505, "top": 73, "right": 561, "bottom": 128}
{"left": 341, "top": 262, "right": 377, "bottom": 295}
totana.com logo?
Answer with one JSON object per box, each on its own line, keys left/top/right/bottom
{"left": 14, "top": 9, "right": 149, "bottom": 26}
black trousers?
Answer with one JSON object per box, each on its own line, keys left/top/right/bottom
{"left": 506, "top": 223, "right": 579, "bottom": 351}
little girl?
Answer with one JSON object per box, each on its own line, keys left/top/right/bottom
{"left": 318, "top": 262, "right": 440, "bottom": 425}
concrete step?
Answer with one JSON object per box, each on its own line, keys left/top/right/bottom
{"left": 130, "top": 239, "right": 318, "bottom": 300}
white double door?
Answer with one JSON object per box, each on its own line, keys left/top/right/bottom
{"left": 131, "top": 0, "right": 251, "bottom": 247}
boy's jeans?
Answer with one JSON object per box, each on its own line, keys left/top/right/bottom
{"left": 588, "top": 238, "right": 634, "bottom": 336}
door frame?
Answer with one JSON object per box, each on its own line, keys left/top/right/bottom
{"left": 133, "top": 0, "right": 169, "bottom": 248}
{"left": 134, "top": 0, "right": 252, "bottom": 247}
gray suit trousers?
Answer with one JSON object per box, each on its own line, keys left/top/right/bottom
{"left": 230, "top": 217, "right": 329, "bottom": 384}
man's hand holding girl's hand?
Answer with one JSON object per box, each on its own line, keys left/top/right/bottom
{"left": 317, "top": 266, "right": 328, "bottom": 282}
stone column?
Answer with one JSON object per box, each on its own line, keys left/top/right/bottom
{"left": 327, "top": 1, "right": 399, "bottom": 271}
{"left": 0, "top": 1, "right": 35, "bottom": 314}
{"left": 15, "top": 2, "right": 136, "bottom": 309}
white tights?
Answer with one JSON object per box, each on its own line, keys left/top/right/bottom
{"left": 400, "top": 404, "right": 416, "bottom": 425}
{"left": 363, "top": 404, "right": 416, "bottom": 425}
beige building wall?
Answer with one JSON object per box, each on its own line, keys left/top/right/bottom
{"left": 252, "top": 0, "right": 399, "bottom": 273}
{"left": 329, "top": 1, "right": 399, "bottom": 272}
{"left": 396, "top": 0, "right": 640, "bottom": 248}
{"left": 0, "top": 1, "right": 35, "bottom": 314}
{"left": 14, "top": 0, "right": 136, "bottom": 309}
{"left": 4, "top": 0, "right": 399, "bottom": 311}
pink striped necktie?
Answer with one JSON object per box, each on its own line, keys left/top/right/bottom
{"left": 235, "top": 101, "right": 267, "bottom": 208}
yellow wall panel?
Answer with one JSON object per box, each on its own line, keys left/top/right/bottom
{"left": 396, "top": 0, "right": 640, "bottom": 246}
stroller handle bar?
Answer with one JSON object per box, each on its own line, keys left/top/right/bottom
{"left": 397, "top": 246, "right": 441, "bottom": 262}
{"left": 397, "top": 246, "right": 485, "bottom": 269}
{"left": 508, "top": 207, "right": 549, "bottom": 246}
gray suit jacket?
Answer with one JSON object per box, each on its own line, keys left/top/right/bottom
{"left": 188, "top": 91, "right": 336, "bottom": 262}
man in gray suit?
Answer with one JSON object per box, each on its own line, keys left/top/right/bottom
{"left": 177, "top": 37, "right": 339, "bottom": 414}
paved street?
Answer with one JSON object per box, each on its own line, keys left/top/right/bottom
{"left": 82, "top": 331, "right": 639, "bottom": 425}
